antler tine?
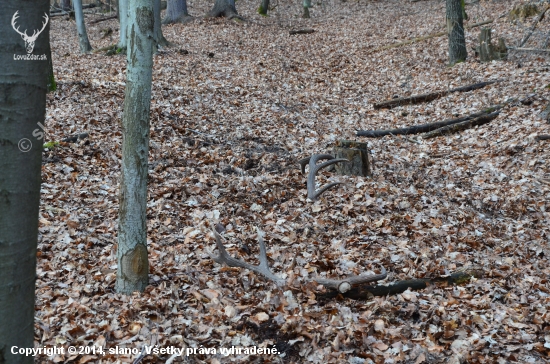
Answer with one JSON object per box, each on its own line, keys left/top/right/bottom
{"left": 11, "top": 11, "right": 27, "bottom": 37}
{"left": 297, "top": 157, "right": 310, "bottom": 174}
{"left": 307, "top": 154, "right": 349, "bottom": 201}
{"left": 314, "top": 266, "right": 387, "bottom": 293}
{"left": 209, "top": 228, "right": 285, "bottom": 285}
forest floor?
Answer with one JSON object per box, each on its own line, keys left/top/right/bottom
{"left": 37, "top": 0, "right": 550, "bottom": 362}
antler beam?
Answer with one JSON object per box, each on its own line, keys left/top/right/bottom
{"left": 210, "top": 228, "right": 387, "bottom": 293}
{"left": 300, "top": 154, "right": 349, "bottom": 201}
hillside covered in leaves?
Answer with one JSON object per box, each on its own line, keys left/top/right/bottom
{"left": 37, "top": 0, "right": 549, "bottom": 362}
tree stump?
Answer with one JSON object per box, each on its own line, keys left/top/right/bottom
{"left": 479, "top": 28, "right": 507, "bottom": 62}
{"left": 332, "top": 140, "right": 371, "bottom": 177}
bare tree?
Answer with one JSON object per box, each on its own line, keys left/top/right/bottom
{"left": 0, "top": 2, "right": 50, "bottom": 363}
{"left": 62, "top": 0, "right": 72, "bottom": 11}
{"left": 302, "top": 0, "right": 311, "bottom": 18}
{"left": 207, "top": 0, "right": 240, "bottom": 20}
{"left": 258, "top": 0, "right": 269, "bottom": 16}
{"left": 163, "top": 0, "right": 192, "bottom": 24}
{"left": 117, "top": 0, "right": 128, "bottom": 50}
{"left": 446, "top": 0, "right": 467, "bottom": 65}
{"left": 116, "top": 0, "right": 155, "bottom": 294}
{"left": 74, "top": 0, "right": 92, "bottom": 53}
{"left": 153, "top": 0, "right": 170, "bottom": 48}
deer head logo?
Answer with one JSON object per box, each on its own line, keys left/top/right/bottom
{"left": 11, "top": 11, "right": 49, "bottom": 54}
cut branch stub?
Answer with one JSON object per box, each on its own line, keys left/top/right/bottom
{"left": 300, "top": 154, "right": 349, "bottom": 201}
{"left": 209, "top": 227, "right": 387, "bottom": 293}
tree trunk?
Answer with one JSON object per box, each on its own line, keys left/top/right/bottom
{"left": 478, "top": 28, "right": 507, "bottom": 62}
{"left": 208, "top": 0, "right": 240, "bottom": 19}
{"left": 116, "top": 0, "right": 155, "bottom": 294}
{"left": 62, "top": 0, "right": 72, "bottom": 11}
{"left": 74, "top": 0, "right": 92, "bottom": 53}
{"left": 153, "top": 0, "right": 170, "bottom": 48}
{"left": 446, "top": 0, "right": 467, "bottom": 66}
{"left": 258, "top": 0, "right": 269, "bottom": 16}
{"left": 163, "top": 0, "right": 192, "bottom": 24}
{"left": 0, "top": 1, "right": 50, "bottom": 363}
{"left": 303, "top": 0, "right": 311, "bottom": 18}
{"left": 117, "top": 0, "right": 128, "bottom": 50}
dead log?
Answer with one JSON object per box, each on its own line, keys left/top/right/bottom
{"left": 357, "top": 104, "right": 504, "bottom": 137}
{"left": 373, "top": 81, "right": 498, "bottom": 110}
{"left": 332, "top": 140, "right": 371, "bottom": 177}
{"left": 289, "top": 29, "right": 315, "bottom": 35}
{"left": 422, "top": 111, "right": 500, "bottom": 138}
{"left": 536, "top": 135, "right": 550, "bottom": 141}
{"left": 318, "top": 269, "right": 482, "bottom": 300}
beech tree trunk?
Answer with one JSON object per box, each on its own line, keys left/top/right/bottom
{"left": 446, "top": 0, "right": 467, "bottom": 65}
{"left": 208, "top": 0, "right": 239, "bottom": 19}
{"left": 258, "top": 0, "right": 269, "bottom": 16}
{"left": 116, "top": 0, "right": 155, "bottom": 294}
{"left": 303, "top": 0, "right": 311, "bottom": 18}
{"left": 163, "top": 0, "right": 191, "bottom": 24}
{"left": 118, "top": 0, "right": 128, "bottom": 50}
{"left": 153, "top": 0, "right": 170, "bottom": 48}
{"left": 74, "top": 0, "right": 92, "bottom": 53}
{"left": 0, "top": 1, "right": 50, "bottom": 363}
{"left": 62, "top": 0, "right": 72, "bottom": 11}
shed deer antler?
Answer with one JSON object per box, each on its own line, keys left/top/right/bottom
{"left": 298, "top": 154, "right": 349, "bottom": 201}
{"left": 209, "top": 228, "right": 387, "bottom": 293}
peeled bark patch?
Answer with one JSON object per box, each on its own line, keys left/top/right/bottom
{"left": 120, "top": 244, "right": 148, "bottom": 282}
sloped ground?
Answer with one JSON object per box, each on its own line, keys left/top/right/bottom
{"left": 36, "top": 0, "right": 549, "bottom": 362}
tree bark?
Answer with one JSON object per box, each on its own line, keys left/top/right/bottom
{"left": 258, "top": 0, "right": 269, "bottom": 16}
{"left": 74, "top": 0, "right": 93, "bottom": 53}
{"left": 446, "top": 0, "right": 467, "bottom": 65}
{"left": 116, "top": 0, "right": 155, "bottom": 294}
{"left": 0, "top": 1, "right": 50, "bottom": 363}
{"left": 153, "top": 0, "right": 170, "bottom": 48}
{"left": 208, "top": 0, "right": 240, "bottom": 19}
{"left": 117, "top": 0, "right": 128, "bottom": 50}
{"left": 163, "top": 0, "right": 192, "bottom": 24}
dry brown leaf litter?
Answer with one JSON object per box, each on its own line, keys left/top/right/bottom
{"left": 37, "top": 0, "right": 549, "bottom": 362}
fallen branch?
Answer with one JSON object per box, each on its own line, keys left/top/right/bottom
{"left": 92, "top": 44, "right": 117, "bottom": 54}
{"left": 422, "top": 111, "right": 500, "bottom": 138}
{"left": 508, "top": 47, "right": 550, "bottom": 53}
{"left": 318, "top": 269, "right": 482, "bottom": 300}
{"left": 289, "top": 29, "right": 315, "bottom": 35}
{"left": 372, "top": 19, "right": 494, "bottom": 52}
{"left": 357, "top": 104, "right": 504, "bottom": 137}
{"left": 519, "top": 4, "right": 550, "bottom": 47}
{"left": 536, "top": 135, "right": 550, "bottom": 141}
{"left": 373, "top": 80, "right": 498, "bottom": 109}
{"left": 89, "top": 15, "right": 118, "bottom": 24}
